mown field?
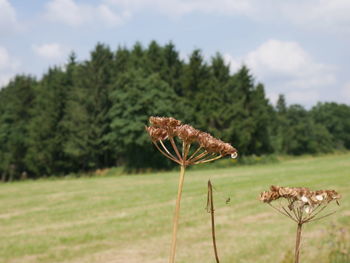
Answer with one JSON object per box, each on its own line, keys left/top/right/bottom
{"left": 1, "top": 153, "right": 349, "bottom": 263}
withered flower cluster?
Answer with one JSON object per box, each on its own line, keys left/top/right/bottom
{"left": 146, "top": 116, "right": 237, "bottom": 166}
{"left": 259, "top": 185, "right": 341, "bottom": 223}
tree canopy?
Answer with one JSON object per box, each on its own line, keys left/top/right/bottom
{"left": 0, "top": 41, "right": 349, "bottom": 180}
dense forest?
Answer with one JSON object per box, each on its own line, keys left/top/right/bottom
{"left": 0, "top": 41, "right": 349, "bottom": 181}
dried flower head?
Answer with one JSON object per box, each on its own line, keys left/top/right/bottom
{"left": 145, "top": 126, "right": 168, "bottom": 141}
{"left": 175, "top": 124, "right": 200, "bottom": 143}
{"left": 149, "top": 116, "right": 182, "bottom": 128}
{"left": 259, "top": 185, "right": 341, "bottom": 223}
{"left": 146, "top": 116, "right": 237, "bottom": 166}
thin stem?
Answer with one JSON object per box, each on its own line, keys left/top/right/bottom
{"left": 159, "top": 140, "right": 178, "bottom": 161}
{"left": 288, "top": 199, "right": 299, "bottom": 220}
{"left": 193, "top": 154, "right": 223, "bottom": 165}
{"left": 190, "top": 150, "right": 209, "bottom": 163}
{"left": 306, "top": 211, "right": 337, "bottom": 223}
{"left": 302, "top": 205, "right": 327, "bottom": 223}
{"left": 153, "top": 142, "right": 181, "bottom": 164}
{"left": 268, "top": 203, "right": 297, "bottom": 222}
{"left": 295, "top": 223, "right": 303, "bottom": 263}
{"left": 184, "top": 143, "right": 191, "bottom": 161}
{"left": 208, "top": 180, "right": 220, "bottom": 263}
{"left": 170, "top": 137, "right": 183, "bottom": 162}
{"left": 187, "top": 146, "right": 202, "bottom": 161}
{"left": 169, "top": 165, "right": 186, "bottom": 263}
{"left": 182, "top": 141, "right": 189, "bottom": 160}
{"left": 282, "top": 206, "right": 297, "bottom": 222}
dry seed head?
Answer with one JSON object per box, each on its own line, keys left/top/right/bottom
{"left": 145, "top": 126, "right": 168, "bottom": 141}
{"left": 259, "top": 185, "right": 341, "bottom": 205}
{"left": 149, "top": 116, "right": 182, "bottom": 128}
{"left": 175, "top": 124, "right": 200, "bottom": 143}
{"left": 146, "top": 116, "right": 237, "bottom": 158}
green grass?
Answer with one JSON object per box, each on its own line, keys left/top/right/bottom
{"left": 1, "top": 153, "right": 349, "bottom": 263}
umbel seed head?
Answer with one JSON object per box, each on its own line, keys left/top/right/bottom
{"left": 146, "top": 116, "right": 237, "bottom": 166}
{"left": 260, "top": 185, "right": 341, "bottom": 205}
{"left": 259, "top": 185, "right": 341, "bottom": 224}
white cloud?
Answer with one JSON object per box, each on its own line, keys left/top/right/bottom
{"left": 106, "top": 0, "right": 350, "bottom": 34}
{"left": 32, "top": 43, "right": 66, "bottom": 60}
{"left": 224, "top": 39, "right": 337, "bottom": 105}
{"left": 107, "top": 0, "right": 254, "bottom": 17}
{"left": 245, "top": 39, "right": 336, "bottom": 89}
{"left": 0, "top": 0, "right": 19, "bottom": 33}
{"left": 281, "top": 0, "right": 350, "bottom": 33}
{"left": 44, "top": 0, "right": 130, "bottom": 27}
{"left": 0, "top": 46, "right": 20, "bottom": 87}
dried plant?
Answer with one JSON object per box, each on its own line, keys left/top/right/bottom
{"left": 207, "top": 180, "right": 220, "bottom": 263}
{"left": 260, "top": 185, "right": 341, "bottom": 263}
{"left": 146, "top": 116, "right": 237, "bottom": 263}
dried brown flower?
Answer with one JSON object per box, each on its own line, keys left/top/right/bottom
{"left": 259, "top": 185, "right": 341, "bottom": 207}
{"left": 149, "top": 116, "right": 182, "bottom": 128}
{"left": 146, "top": 116, "right": 237, "bottom": 165}
{"left": 175, "top": 124, "right": 200, "bottom": 143}
{"left": 145, "top": 126, "right": 168, "bottom": 141}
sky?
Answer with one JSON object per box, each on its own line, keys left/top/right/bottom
{"left": 0, "top": 0, "right": 350, "bottom": 107}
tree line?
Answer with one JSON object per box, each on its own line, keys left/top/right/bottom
{"left": 0, "top": 41, "right": 349, "bottom": 181}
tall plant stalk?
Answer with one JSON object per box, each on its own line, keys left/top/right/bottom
{"left": 170, "top": 165, "right": 186, "bottom": 263}
{"left": 207, "top": 180, "right": 220, "bottom": 263}
{"left": 146, "top": 117, "right": 237, "bottom": 263}
{"left": 295, "top": 223, "right": 302, "bottom": 263}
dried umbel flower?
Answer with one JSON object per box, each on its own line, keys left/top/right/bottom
{"left": 145, "top": 126, "right": 168, "bottom": 141}
{"left": 259, "top": 185, "right": 341, "bottom": 215}
{"left": 146, "top": 116, "right": 237, "bottom": 263}
{"left": 259, "top": 185, "right": 341, "bottom": 263}
{"left": 149, "top": 116, "right": 182, "bottom": 128}
{"left": 146, "top": 116, "right": 237, "bottom": 166}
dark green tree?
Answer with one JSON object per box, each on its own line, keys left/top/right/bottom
{"left": 283, "top": 105, "right": 333, "bottom": 155}
{"left": 0, "top": 76, "right": 36, "bottom": 180}
{"left": 311, "top": 102, "right": 350, "bottom": 149}
{"left": 107, "top": 70, "right": 183, "bottom": 169}
{"left": 63, "top": 43, "right": 114, "bottom": 171}
{"left": 25, "top": 65, "right": 74, "bottom": 176}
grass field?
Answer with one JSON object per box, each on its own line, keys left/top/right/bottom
{"left": 1, "top": 153, "right": 349, "bottom": 263}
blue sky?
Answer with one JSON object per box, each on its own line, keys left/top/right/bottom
{"left": 1, "top": 0, "right": 350, "bottom": 107}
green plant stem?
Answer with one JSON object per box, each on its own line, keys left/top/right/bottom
{"left": 295, "top": 223, "right": 303, "bottom": 263}
{"left": 169, "top": 165, "right": 186, "bottom": 263}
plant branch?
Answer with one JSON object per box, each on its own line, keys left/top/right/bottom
{"left": 305, "top": 211, "right": 337, "bottom": 223}
{"left": 153, "top": 142, "right": 181, "bottom": 164}
{"left": 187, "top": 146, "right": 202, "bottom": 161}
{"left": 268, "top": 203, "right": 298, "bottom": 222}
{"left": 159, "top": 140, "right": 178, "bottom": 161}
{"left": 170, "top": 137, "right": 183, "bottom": 162}
{"left": 189, "top": 150, "right": 209, "bottom": 163}
{"left": 193, "top": 154, "right": 223, "bottom": 165}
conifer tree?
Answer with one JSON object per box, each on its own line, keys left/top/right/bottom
{"left": 63, "top": 44, "right": 114, "bottom": 171}
{"left": 0, "top": 76, "right": 36, "bottom": 180}
{"left": 26, "top": 66, "right": 73, "bottom": 176}
{"left": 108, "top": 70, "right": 183, "bottom": 168}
